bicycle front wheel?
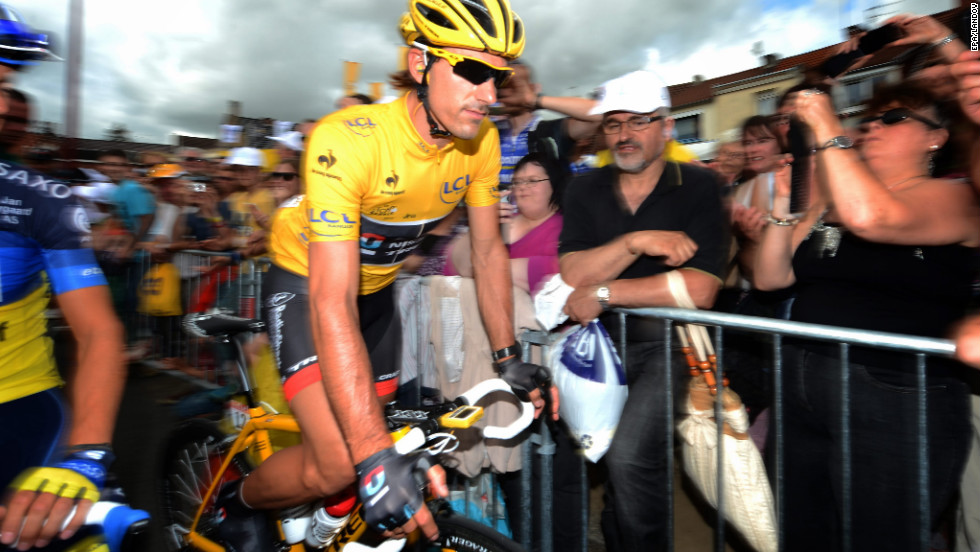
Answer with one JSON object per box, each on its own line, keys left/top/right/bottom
{"left": 158, "top": 419, "right": 247, "bottom": 551}
{"left": 407, "top": 511, "right": 523, "bottom": 552}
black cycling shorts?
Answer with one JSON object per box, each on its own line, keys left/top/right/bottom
{"left": 262, "top": 265, "right": 401, "bottom": 401}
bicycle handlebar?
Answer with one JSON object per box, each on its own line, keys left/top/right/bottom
{"left": 59, "top": 501, "right": 150, "bottom": 552}
{"left": 454, "top": 378, "right": 535, "bottom": 440}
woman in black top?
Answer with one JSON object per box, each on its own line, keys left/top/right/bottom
{"left": 754, "top": 82, "right": 980, "bottom": 551}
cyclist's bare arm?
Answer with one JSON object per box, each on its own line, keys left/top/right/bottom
{"left": 308, "top": 240, "right": 391, "bottom": 460}
{"left": 308, "top": 240, "right": 443, "bottom": 539}
{"left": 62, "top": 286, "right": 126, "bottom": 446}
{"left": 466, "top": 202, "right": 558, "bottom": 419}
{"left": 467, "top": 203, "right": 517, "bottom": 351}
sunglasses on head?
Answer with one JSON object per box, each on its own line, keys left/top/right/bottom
{"left": 419, "top": 44, "right": 514, "bottom": 89}
{"left": 859, "top": 107, "right": 942, "bottom": 130}
{"left": 271, "top": 172, "right": 297, "bottom": 181}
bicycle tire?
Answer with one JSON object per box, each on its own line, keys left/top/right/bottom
{"left": 406, "top": 510, "right": 524, "bottom": 552}
{"left": 158, "top": 419, "right": 248, "bottom": 552}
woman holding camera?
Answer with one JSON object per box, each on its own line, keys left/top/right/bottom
{"left": 753, "top": 82, "right": 979, "bottom": 551}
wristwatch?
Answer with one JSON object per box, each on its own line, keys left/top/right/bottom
{"left": 596, "top": 286, "right": 611, "bottom": 309}
{"left": 816, "top": 136, "right": 854, "bottom": 151}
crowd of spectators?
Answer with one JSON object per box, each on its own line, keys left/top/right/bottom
{"left": 12, "top": 7, "right": 980, "bottom": 552}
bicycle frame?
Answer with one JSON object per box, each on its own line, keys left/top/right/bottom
{"left": 174, "top": 313, "right": 534, "bottom": 552}
{"left": 185, "top": 403, "right": 307, "bottom": 552}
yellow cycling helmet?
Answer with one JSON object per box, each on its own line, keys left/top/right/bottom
{"left": 407, "top": 0, "right": 525, "bottom": 60}
{"left": 398, "top": 13, "right": 421, "bottom": 45}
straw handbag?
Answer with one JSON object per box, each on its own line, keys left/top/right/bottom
{"left": 670, "top": 272, "right": 777, "bottom": 552}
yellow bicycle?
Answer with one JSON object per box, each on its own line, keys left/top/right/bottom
{"left": 159, "top": 312, "right": 530, "bottom": 552}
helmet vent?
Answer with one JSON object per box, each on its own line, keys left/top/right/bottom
{"left": 511, "top": 14, "right": 523, "bottom": 45}
{"left": 458, "top": 0, "right": 497, "bottom": 38}
{"left": 417, "top": 4, "right": 459, "bottom": 32}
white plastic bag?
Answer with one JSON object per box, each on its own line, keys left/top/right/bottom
{"left": 549, "top": 320, "right": 628, "bottom": 462}
{"left": 533, "top": 274, "right": 573, "bottom": 330}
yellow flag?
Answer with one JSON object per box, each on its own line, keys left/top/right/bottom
{"left": 398, "top": 46, "right": 408, "bottom": 72}
{"left": 343, "top": 61, "right": 361, "bottom": 96}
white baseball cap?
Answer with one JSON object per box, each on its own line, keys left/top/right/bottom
{"left": 588, "top": 70, "right": 672, "bottom": 116}
{"left": 72, "top": 181, "right": 118, "bottom": 204}
{"left": 224, "top": 147, "right": 265, "bottom": 167}
{"left": 268, "top": 131, "right": 304, "bottom": 152}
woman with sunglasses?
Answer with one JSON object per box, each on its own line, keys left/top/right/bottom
{"left": 264, "top": 159, "right": 301, "bottom": 207}
{"left": 753, "top": 81, "right": 979, "bottom": 551}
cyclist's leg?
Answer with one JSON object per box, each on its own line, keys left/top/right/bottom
{"left": 240, "top": 269, "right": 402, "bottom": 508}
{"left": 358, "top": 284, "right": 401, "bottom": 404}
{"left": 0, "top": 388, "right": 66, "bottom": 487}
{"left": 239, "top": 266, "right": 356, "bottom": 508}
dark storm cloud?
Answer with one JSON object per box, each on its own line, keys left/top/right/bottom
{"left": 10, "top": 0, "right": 957, "bottom": 143}
{"left": 517, "top": 0, "right": 762, "bottom": 94}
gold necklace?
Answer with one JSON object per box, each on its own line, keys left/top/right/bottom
{"left": 886, "top": 174, "right": 928, "bottom": 190}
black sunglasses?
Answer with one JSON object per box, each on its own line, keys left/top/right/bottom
{"left": 271, "top": 172, "right": 297, "bottom": 181}
{"left": 859, "top": 107, "right": 942, "bottom": 130}
{"left": 453, "top": 58, "right": 512, "bottom": 88}
{"left": 426, "top": 46, "right": 514, "bottom": 89}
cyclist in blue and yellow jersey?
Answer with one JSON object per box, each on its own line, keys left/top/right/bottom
{"left": 0, "top": 5, "right": 127, "bottom": 550}
{"left": 211, "top": 1, "right": 558, "bottom": 549}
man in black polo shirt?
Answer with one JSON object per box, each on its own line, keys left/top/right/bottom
{"left": 559, "top": 70, "right": 726, "bottom": 552}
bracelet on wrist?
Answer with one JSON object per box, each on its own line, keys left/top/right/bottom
{"left": 934, "top": 33, "right": 957, "bottom": 48}
{"left": 533, "top": 93, "right": 543, "bottom": 111}
{"left": 492, "top": 344, "right": 521, "bottom": 363}
{"left": 766, "top": 214, "right": 799, "bottom": 226}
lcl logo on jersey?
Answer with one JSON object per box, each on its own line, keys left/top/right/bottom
{"left": 439, "top": 175, "right": 471, "bottom": 204}
{"left": 317, "top": 151, "right": 337, "bottom": 170}
{"left": 308, "top": 209, "right": 355, "bottom": 225}
{"left": 345, "top": 117, "right": 377, "bottom": 137}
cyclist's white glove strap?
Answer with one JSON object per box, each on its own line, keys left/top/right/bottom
{"left": 355, "top": 447, "right": 424, "bottom": 532}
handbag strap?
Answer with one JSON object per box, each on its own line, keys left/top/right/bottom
{"left": 667, "top": 271, "right": 726, "bottom": 395}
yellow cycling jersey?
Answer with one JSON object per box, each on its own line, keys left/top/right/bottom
{"left": 269, "top": 94, "right": 502, "bottom": 294}
{"left": 0, "top": 284, "right": 62, "bottom": 403}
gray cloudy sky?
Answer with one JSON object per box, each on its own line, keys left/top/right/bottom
{"left": 14, "top": 0, "right": 956, "bottom": 144}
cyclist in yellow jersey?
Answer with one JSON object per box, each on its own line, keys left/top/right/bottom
{"left": 267, "top": 92, "right": 502, "bottom": 295}
{"left": 211, "top": 1, "right": 558, "bottom": 549}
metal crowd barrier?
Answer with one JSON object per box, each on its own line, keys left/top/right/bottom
{"left": 581, "top": 306, "right": 958, "bottom": 552}
{"left": 122, "top": 251, "right": 269, "bottom": 387}
{"left": 119, "top": 257, "right": 964, "bottom": 551}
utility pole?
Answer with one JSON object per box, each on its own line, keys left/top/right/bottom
{"left": 64, "top": 0, "right": 83, "bottom": 153}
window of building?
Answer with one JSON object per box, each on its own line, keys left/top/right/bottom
{"left": 757, "top": 90, "right": 778, "bottom": 115}
{"left": 674, "top": 114, "right": 700, "bottom": 143}
{"left": 842, "top": 74, "right": 889, "bottom": 108}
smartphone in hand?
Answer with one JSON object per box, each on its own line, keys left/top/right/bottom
{"left": 821, "top": 23, "right": 902, "bottom": 78}
{"left": 787, "top": 118, "right": 812, "bottom": 215}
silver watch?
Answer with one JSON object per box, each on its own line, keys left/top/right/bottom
{"left": 816, "top": 136, "right": 854, "bottom": 151}
{"left": 596, "top": 286, "right": 611, "bottom": 308}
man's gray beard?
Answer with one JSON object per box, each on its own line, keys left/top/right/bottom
{"left": 613, "top": 151, "right": 651, "bottom": 174}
